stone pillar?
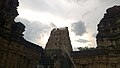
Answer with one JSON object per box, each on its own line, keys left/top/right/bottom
{"left": 89, "top": 63, "right": 93, "bottom": 68}
{"left": 14, "top": 54, "right": 18, "bottom": 68}
{"left": 22, "top": 56, "right": 26, "bottom": 68}
{"left": 99, "top": 63, "right": 106, "bottom": 68}
{"left": 54, "top": 59, "right": 61, "bottom": 68}
{"left": 116, "top": 62, "right": 120, "bottom": 68}
{"left": 96, "top": 62, "right": 100, "bottom": 68}
{"left": 27, "top": 59, "right": 31, "bottom": 68}
{"left": 4, "top": 53, "right": 8, "bottom": 68}
{"left": 9, "top": 53, "right": 14, "bottom": 68}
{"left": 31, "top": 60, "right": 35, "bottom": 68}
{"left": 25, "top": 59, "right": 29, "bottom": 68}
{"left": 6, "top": 52, "right": 11, "bottom": 68}
{"left": 20, "top": 55, "right": 24, "bottom": 68}
{"left": 1, "top": 52, "right": 5, "bottom": 68}
{"left": 93, "top": 62, "right": 98, "bottom": 68}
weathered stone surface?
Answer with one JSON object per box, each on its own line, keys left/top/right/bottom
{"left": 0, "top": 0, "right": 19, "bottom": 32}
{"left": 45, "top": 27, "right": 73, "bottom": 52}
{"left": 44, "top": 27, "right": 72, "bottom": 68}
{"left": 0, "top": 0, "right": 43, "bottom": 68}
{"left": 96, "top": 5, "right": 120, "bottom": 48}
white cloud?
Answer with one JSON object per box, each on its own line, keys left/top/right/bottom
{"left": 76, "top": 39, "right": 89, "bottom": 43}
{"left": 15, "top": 17, "right": 55, "bottom": 47}
{"left": 71, "top": 21, "right": 86, "bottom": 36}
{"left": 17, "top": 0, "right": 120, "bottom": 50}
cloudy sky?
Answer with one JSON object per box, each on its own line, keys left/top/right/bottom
{"left": 15, "top": 0, "right": 120, "bottom": 51}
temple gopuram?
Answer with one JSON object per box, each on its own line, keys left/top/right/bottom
{"left": 42, "top": 27, "right": 73, "bottom": 68}
{"left": 0, "top": 0, "right": 43, "bottom": 68}
{"left": 39, "top": 6, "right": 120, "bottom": 68}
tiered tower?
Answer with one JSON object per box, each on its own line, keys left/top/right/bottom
{"left": 0, "top": 0, "right": 43, "bottom": 68}
{"left": 45, "top": 27, "right": 73, "bottom": 53}
{"left": 0, "top": 0, "right": 19, "bottom": 32}
{"left": 43, "top": 27, "right": 73, "bottom": 68}
{"left": 96, "top": 6, "right": 120, "bottom": 48}
{"left": 0, "top": 0, "right": 25, "bottom": 38}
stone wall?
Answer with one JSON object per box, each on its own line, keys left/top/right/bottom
{"left": 0, "top": 36, "right": 43, "bottom": 68}
{"left": 0, "top": 0, "right": 43, "bottom": 68}
{"left": 71, "top": 48, "right": 120, "bottom": 68}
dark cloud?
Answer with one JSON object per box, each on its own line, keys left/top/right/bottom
{"left": 71, "top": 21, "right": 87, "bottom": 36}
{"left": 76, "top": 39, "right": 89, "bottom": 43}
{"left": 15, "top": 17, "right": 55, "bottom": 43}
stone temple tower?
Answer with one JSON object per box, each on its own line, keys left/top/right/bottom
{"left": 43, "top": 27, "right": 73, "bottom": 68}
{"left": 45, "top": 27, "right": 73, "bottom": 53}
{"left": 96, "top": 6, "right": 120, "bottom": 48}
{"left": 0, "top": 0, "right": 19, "bottom": 32}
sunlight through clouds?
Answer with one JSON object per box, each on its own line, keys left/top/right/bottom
{"left": 16, "top": 0, "right": 120, "bottom": 50}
